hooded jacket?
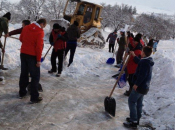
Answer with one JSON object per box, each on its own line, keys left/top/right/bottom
{"left": 67, "top": 24, "right": 80, "bottom": 42}
{"left": 133, "top": 56, "right": 154, "bottom": 95}
{"left": 20, "top": 23, "right": 44, "bottom": 62}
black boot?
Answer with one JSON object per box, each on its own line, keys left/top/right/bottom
{"left": 0, "top": 77, "right": 3, "bottom": 82}
{"left": 48, "top": 69, "right": 57, "bottom": 73}
{"left": 123, "top": 121, "right": 138, "bottom": 129}
{"left": 126, "top": 117, "right": 139, "bottom": 125}
{"left": 124, "top": 91, "right": 130, "bottom": 96}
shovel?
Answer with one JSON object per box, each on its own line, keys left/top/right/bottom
{"left": 104, "top": 54, "right": 131, "bottom": 117}
{"left": 106, "top": 43, "right": 117, "bottom": 64}
{"left": 41, "top": 45, "right": 52, "bottom": 62}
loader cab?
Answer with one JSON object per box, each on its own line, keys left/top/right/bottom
{"left": 63, "top": 0, "right": 103, "bottom": 33}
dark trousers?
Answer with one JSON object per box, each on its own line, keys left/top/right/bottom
{"left": 109, "top": 44, "right": 115, "bottom": 53}
{"left": 117, "top": 48, "right": 125, "bottom": 64}
{"left": 19, "top": 53, "right": 40, "bottom": 101}
{"left": 51, "top": 49, "right": 64, "bottom": 74}
{"left": 128, "top": 89, "right": 144, "bottom": 122}
{"left": 128, "top": 74, "right": 134, "bottom": 93}
{"left": 65, "top": 43, "right": 77, "bottom": 65}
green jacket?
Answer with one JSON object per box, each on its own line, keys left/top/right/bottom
{"left": 0, "top": 17, "right": 9, "bottom": 48}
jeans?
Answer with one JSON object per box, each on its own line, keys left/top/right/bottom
{"left": 19, "top": 53, "right": 40, "bottom": 101}
{"left": 128, "top": 89, "right": 144, "bottom": 122}
{"left": 65, "top": 42, "right": 77, "bottom": 66}
{"left": 51, "top": 49, "right": 64, "bottom": 74}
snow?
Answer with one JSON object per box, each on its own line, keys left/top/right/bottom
{"left": 0, "top": 24, "right": 175, "bottom": 129}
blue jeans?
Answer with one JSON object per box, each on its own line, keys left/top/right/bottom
{"left": 128, "top": 89, "right": 144, "bottom": 122}
{"left": 19, "top": 53, "right": 40, "bottom": 101}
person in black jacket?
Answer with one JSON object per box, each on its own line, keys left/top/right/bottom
{"left": 123, "top": 46, "right": 154, "bottom": 129}
{"left": 106, "top": 30, "right": 117, "bottom": 53}
{"left": 65, "top": 21, "right": 80, "bottom": 67}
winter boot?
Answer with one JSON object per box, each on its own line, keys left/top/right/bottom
{"left": 123, "top": 121, "right": 138, "bottom": 129}
{"left": 124, "top": 91, "right": 130, "bottom": 96}
{"left": 0, "top": 77, "right": 3, "bottom": 82}
{"left": 56, "top": 73, "right": 61, "bottom": 77}
{"left": 48, "top": 69, "right": 57, "bottom": 74}
{"left": 29, "top": 97, "right": 43, "bottom": 104}
{"left": 126, "top": 117, "right": 140, "bottom": 125}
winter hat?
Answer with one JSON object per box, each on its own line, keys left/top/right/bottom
{"left": 3, "top": 12, "right": 11, "bottom": 20}
{"left": 73, "top": 21, "right": 79, "bottom": 26}
{"left": 133, "top": 37, "right": 140, "bottom": 43}
{"left": 61, "top": 27, "right": 65, "bottom": 32}
{"left": 53, "top": 23, "right": 61, "bottom": 29}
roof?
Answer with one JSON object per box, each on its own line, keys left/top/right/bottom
{"left": 80, "top": 1, "right": 103, "bottom": 8}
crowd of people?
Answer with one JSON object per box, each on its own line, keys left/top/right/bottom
{"left": 106, "top": 30, "right": 155, "bottom": 129}
{"left": 0, "top": 11, "right": 156, "bottom": 129}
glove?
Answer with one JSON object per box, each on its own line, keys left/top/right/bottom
{"left": 57, "top": 34, "right": 61, "bottom": 38}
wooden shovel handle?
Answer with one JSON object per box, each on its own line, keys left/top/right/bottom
{"left": 109, "top": 54, "right": 131, "bottom": 97}
{"left": 1, "top": 37, "right": 7, "bottom": 66}
{"left": 3, "top": 35, "right": 19, "bottom": 40}
{"left": 43, "top": 45, "right": 52, "bottom": 59}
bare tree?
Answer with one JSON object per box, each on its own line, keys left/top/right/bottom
{"left": 42, "top": 0, "right": 66, "bottom": 21}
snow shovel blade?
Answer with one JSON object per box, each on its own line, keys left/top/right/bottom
{"left": 106, "top": 58, "right": 115, "bottom": 64}
{"left": 116, "top": 73, "right": 127, "bottom": 88}
{"left": 104, "top": 96, "right": 116, "bottom": 117}
{"left": 41, "top": 57, "right": 45, "bottom": 63}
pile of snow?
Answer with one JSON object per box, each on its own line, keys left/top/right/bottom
{"left": 141, "top": 40, "right": 175, "bottom": 129}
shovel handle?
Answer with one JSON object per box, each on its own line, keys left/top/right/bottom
{"left": 1, "top": 37, "right": 7, "bottom": 66}
{"left": 3, "top": 35, "right": 19, "bottom": 40}
{"left": 109, "top": 54, "right": 131, "bottom": 97}
{"left": 43, "top": 45, "right": 52, "bottom": 59}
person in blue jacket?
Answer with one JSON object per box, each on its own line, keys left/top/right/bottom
{"left": 123, "top": 46, "right": 154, "bottom": 129}
{"left": 106, "top": 30, "right": 117, "bottom": 53}
{"left": 153, "top": 40, "right": 159, "bottom": 54}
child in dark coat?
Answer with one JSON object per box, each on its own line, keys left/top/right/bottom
{"left": 123, "top": 46, "right": 154, "bottom": 129}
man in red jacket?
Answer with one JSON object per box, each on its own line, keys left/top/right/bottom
{"left": 19, "top": 18, "right": 46, "bottom": 103}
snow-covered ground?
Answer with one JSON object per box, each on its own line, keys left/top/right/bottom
{"left": 0, "top": 24, "right": 175, "bottom": 130}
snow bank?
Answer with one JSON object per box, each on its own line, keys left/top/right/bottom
{"left": 142, "top": 40, "right": 175, "bottom": 129}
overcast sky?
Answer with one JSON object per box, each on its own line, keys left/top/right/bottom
{"left": 8, "top": 0, "right": 175, "bottom": 15}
